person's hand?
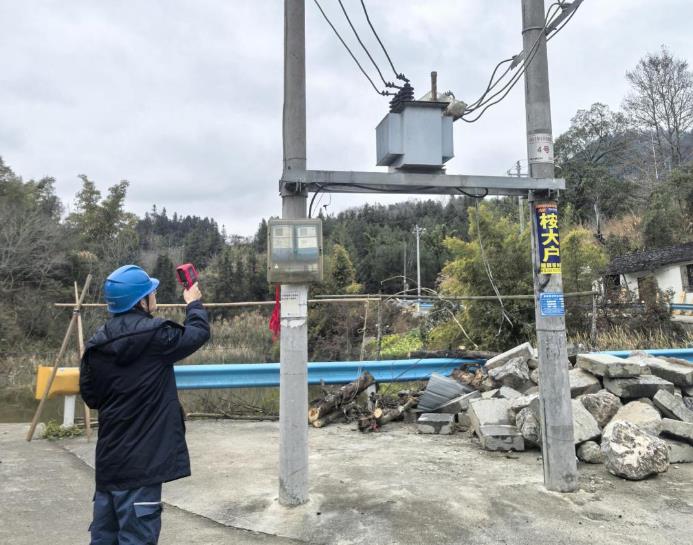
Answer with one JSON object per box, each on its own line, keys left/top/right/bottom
{"left": 183, "top": 282, "right": 202, "bottom": 304}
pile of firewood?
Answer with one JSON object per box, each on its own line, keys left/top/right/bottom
{"left": 307, "top": 371, "right": 419, "bottom": 432}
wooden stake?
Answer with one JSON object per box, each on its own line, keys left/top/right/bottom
{"left": 26, "top": 274, "right": 92, "bottom": 441}
{"left": 75, "top": 282, "right": 92, "bottom": 441}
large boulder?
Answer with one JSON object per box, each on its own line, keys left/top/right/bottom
{"left": 487, "top": 357, "right": 531, "bottom": 391}
{"left": 577, "top": 440, "right": 604, "bottom": 464}
{"left": 569, "top": 368, "right": 601, "bottom": 398}
{"left": 509, "top": 393, "right": 539, "bottom": 414}
{"left": 580, "top": 390, "right": 622, "bottom": 429}
{"left": 515, "top": 407, "right": 541, "bottom": 448}
{"left": 660, "top": 418, "right": 693, "bottom": 444}
{"left": 601, "top": 421, "right": 669, "bottom": 480}
{"left": 604, "top": 401, "right": 662, "bottom": 437}
{"left": 571, "top": 399, "right": 601, "bottom": 444}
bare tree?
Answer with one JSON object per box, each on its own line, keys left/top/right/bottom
{"left": 623, "top": 46, "right": 693, "bottom": 170}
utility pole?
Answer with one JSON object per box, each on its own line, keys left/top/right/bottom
{"left": 522, "top": 0, "right": 578, "bottom": 492}
{"left": 414, "top": 225, "right": 424, "bottom": 312}
{"left": 279, "top": 0, "right": 309, "bottom": 506}
{"left": 403, "top": 242, "right": 408, "bottom": 294}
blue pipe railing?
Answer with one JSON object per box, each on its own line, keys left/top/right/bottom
{"left": 600, "top": 348, "right": 693, "bottom": 363}
{"left": 671, "top": 303, "right": 693, "bottom": 312}
{"left": 174, "top": 358, "right": 483, "bottom": 390}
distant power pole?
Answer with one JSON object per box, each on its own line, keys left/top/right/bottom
{"left": 522, "top": 0, "right": 578, "bottom": 492}
{"left": 279, "top": 0, "right": 309, "bottom": 506}
{"left": 508, "top": 160, "right": 525, "bottom": 232}
{"left": 403, "top": 241, "right": 408, "bottom": 294}
{"left": 414, "top": 225, "right": 425, "bottom": 312}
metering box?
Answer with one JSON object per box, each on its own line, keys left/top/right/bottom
{"left": 376, "top": 100, "right": 453, "bottom": 170}
{"left": 267, "top": 219, "right": 323, "bottom": 284}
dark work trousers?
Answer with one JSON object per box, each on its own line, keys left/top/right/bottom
{"left": 90, "top": 483, "right": 163, "bottom": 545}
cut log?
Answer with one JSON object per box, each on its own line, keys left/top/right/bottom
{"left": 311, "top": 402, "right": 356, "bottom": 428}
{"left": 375, "top": 397, "right": 417, "bottom": 426}
{"left": 308, "top": 371, "right": 375, "bottom": 423}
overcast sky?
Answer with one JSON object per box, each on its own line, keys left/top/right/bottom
{"left": 1, "top": 1, "right": 692, "bottom": 236}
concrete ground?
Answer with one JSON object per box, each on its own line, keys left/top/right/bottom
{"left": 2, "top": 420, "right": 692, "bottom": 545}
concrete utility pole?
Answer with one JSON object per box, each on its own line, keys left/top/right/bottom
{"left": 522, "top": 0, "right": 578, "bottom": 492}
{"left": 279, "top": 0, "right": 309, "bottom": 506}
{"left": 414, "top": 225, "right": 424, "bottom": 312}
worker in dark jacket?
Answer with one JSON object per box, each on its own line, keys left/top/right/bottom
{"left": 80, "top": 264, "right": 210, "bottom": 545}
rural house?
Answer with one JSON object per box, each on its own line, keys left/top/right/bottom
{"left": 605, "top": 242, "right": 693, "bottom": 308}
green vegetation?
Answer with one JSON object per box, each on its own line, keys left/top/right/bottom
{"left": 42, "top": 420, "right": 83, "bottom": 440}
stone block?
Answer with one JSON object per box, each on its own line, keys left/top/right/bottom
{"left": 417, "top": 413, "right": 455, "bottom": 434}
{"left": 604, "top": 375, "right": 675, "bottom": 399}
{"left": 664, "top": 438, "right": 693, "bottom": 463}
{"left": 660, "top": 418, "right": 693, "bottom": 444}
{"left": 509, "top": 393, "right": 539, "bottom": 414}
{"left": 481, "top": 389, "right": 499, "bottom": 399}
{"left": 484, "top": 342, "right": 534, "bottom": 370}
{"left": 604, "top": 400, "right": 662, "bottom": 437}
{"left": 684, "top": 386, "right": 693, "bottom": 397}
{"left": 580, "top": 390, "right": 621, "bottom": 428}
{"left": 572, "top": 399, "right": 601, "bottom": 444}
{"left": 601, "top": 421, "right": 669, "bottom": 480}
{"left": 527, "top": 357, "right": 539, "bottom": 370}
{"left": 577, "top": 440, "right": 604, "bottom": 464}
{"left": 515, "top": 407, "right": 541, "bottom": 447}
{"left": 436, "top": 391, "right": 481, "bottom": 414}
{"left": 576, "top": 353, "right": 642, "bottom": 378}
{"left": 627, "top": 354, "right": 693, "bottom": 387}
{"left": 569, "top": 368, "right": 601, "bottom": 398}
{"left": 468, "top": 398, "right": 512, "bottom": 431}
{"left": 684, "top": 397, "right": 693, "bottom": 411}
{"left": 487, "top": 357, "right": 531, "bottom": 390}
{"left": 495, "top": 386, "right": 522, "bottom": 400}
{"left": 652, "top": 390, "right": 693, "bottom": 423}
{"left": 477, "top": 425, "right": 524, "bottom": 451}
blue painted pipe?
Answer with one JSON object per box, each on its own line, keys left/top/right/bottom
{"left": 671, "top": 303, "right": 693, "bottom": 311}
{"left": 173, "top": 358, "right": 483, "bottom": 390}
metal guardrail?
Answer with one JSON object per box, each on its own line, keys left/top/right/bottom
{"left": 173, "top": 349, "right": 693, "bottom": 390}
{"left": 173, "top": 358, "right": 483, "bottom": 390}
{"left": 600, "top": 348, "right": 693, "bottom": 363}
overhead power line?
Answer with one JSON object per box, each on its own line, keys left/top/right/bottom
{"left": 359, "top": 0, "right": 409, "bottom": 83}
{"left": 337, "top": 0, "right": 401, "bottom": 90}
{"left": 312, "top": 0, "right": 396, "bottom": 96}
{"left": 460, "top": 0, "right": 582, "bottom": 123}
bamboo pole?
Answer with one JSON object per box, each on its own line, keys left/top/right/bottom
{"left": 74, "top": 282, "right": 92, "bottom": 441}
{"left": 27, "top": 275, "right": 92, "bottom": 441}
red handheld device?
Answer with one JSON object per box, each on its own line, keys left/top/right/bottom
{"left": 176, "top": 263, "right": 199, "bottom": 290}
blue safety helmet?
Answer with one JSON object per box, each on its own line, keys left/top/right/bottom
{"left": 104, "top": 265, "right": 160, "bottom": 314}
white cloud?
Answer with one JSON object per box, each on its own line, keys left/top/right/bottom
{"left": 1, "top": 0, "right": 692, "bottom": 235}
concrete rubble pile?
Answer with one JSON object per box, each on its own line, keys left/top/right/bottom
{"left": 309, "top": 344, "right": 693, "bottom": 482}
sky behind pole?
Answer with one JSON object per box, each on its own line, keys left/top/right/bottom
{"left": 1, "top": 1, "right": 690, "bottom": 235}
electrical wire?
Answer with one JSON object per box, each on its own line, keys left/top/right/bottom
{"left": 462, "top": 2, "right": 561, "bottom": 119}
{"left": 456, "top": 187, "right": 489, "bottom": 199}
{"left": 473, "top": 200, "right": 514, "bottom": 334}
{"left": 308, "top": 184, "right": 324, "bottom": 218}
{"left": 359, "top": 0, "right": 408, "bottom": 83}
{"left": 461, "top": 1, "right": 576, "bottom": 123}
{"left": 337, "top": 0, "right": 400, "bottom": 90}
{"left": 312, "top": 0, "right": 395, "bottom": 96}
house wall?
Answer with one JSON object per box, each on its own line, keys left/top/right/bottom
{"left": 622, "top": 261, "right": 693, "bottom": 299}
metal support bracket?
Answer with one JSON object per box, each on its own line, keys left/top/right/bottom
{"left": 280, "top": 169, "right": 564, "bottom": 197}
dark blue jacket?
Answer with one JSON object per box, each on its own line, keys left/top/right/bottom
{"left": 80, "top": 301, "right": 210, "bottom": 491}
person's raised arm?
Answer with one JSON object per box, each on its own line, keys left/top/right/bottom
{"left": 158, "top": 283, "right": 210, "bottom": 365}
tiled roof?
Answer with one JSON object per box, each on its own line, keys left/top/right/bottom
{"left": 607, "top": 242, "right": 693, "bottom": 274}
